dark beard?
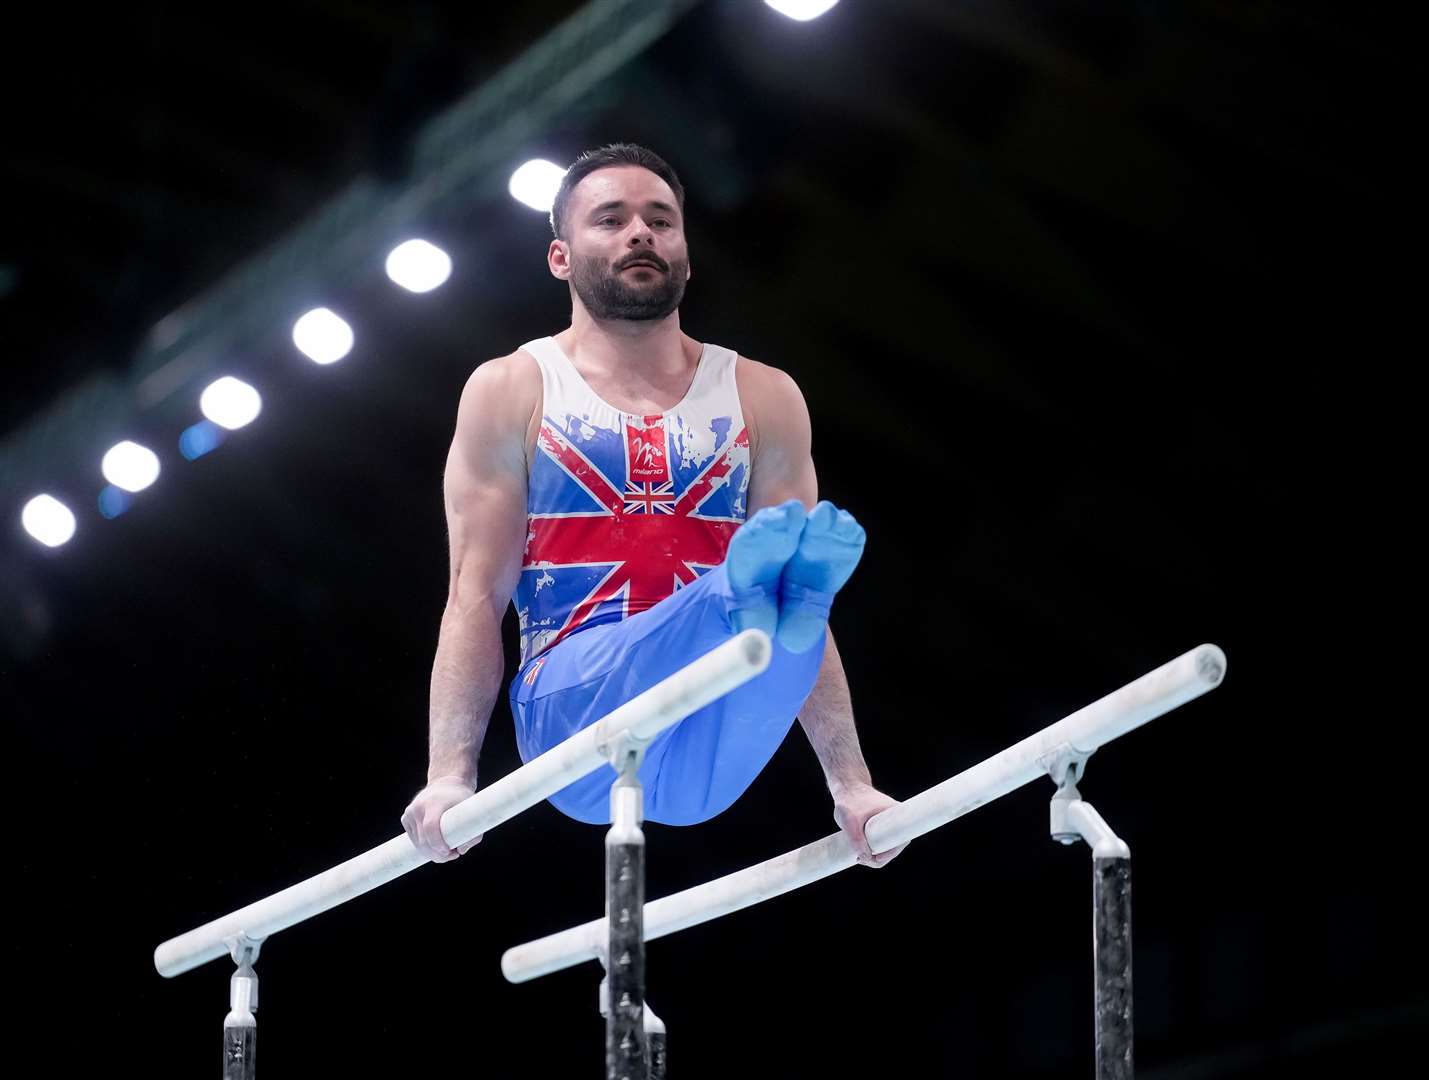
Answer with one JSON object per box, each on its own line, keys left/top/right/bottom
{"left": 570, "top": 252, "right": 688, "bottom": 322}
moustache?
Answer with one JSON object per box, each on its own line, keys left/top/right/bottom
{"left": 615, "top": 254, "right": 670, "bottom": 273}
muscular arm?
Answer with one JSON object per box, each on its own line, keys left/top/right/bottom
{"left": 427, "top": 355, "right": 534, "bottom": 785}
{"left": 402, "top": 354, "right": 537, "bottom": 862}
{"left": 740, "top": 361, "right": 872, "bottom": 797}
{"left": 796, "top": 630, "right": 873, "bottom": 796}
{"left": 740, "top": 359, "right": 904, "bottom": 865}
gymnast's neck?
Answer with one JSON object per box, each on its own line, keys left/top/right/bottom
{"left": 555, "top": 306, "right": 701, "bottom": 383}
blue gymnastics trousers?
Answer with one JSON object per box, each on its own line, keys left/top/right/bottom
{"left": 508, "top": 562, "right": 825, "bottom": 825}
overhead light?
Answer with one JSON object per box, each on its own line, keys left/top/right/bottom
{"left": 21, "top": 494, "right": 76, "bottom": 547}
{"left": 179, "top": 421, "right": 226, "bottom": 462}
{"left": 292, "top": 307, "right": 354, "bottom": 365}
{"left": 200, "top": 376, "right": 262, "bottom": 430}
{"left": 509, "top": 159, "right": 567, "bottom": 213}
{"left": 386, "top": 239, "right": 452, "bottom": 293}
{"left": 98, "top": 486, "right": 132, "bottom": 520}
{"left": 765, "top": 0, "right": 839, "bottom": 20}
{"left": 101, "top": 440, "right": 161, "bottom": 493}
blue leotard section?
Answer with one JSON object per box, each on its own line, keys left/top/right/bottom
{"left": 508, "top": 561, "right": 824, "bottom": 825}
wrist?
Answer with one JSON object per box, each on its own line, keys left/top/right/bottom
{"left": 828, "top": 774, "right": 872, "bottom": 800}
{"left": 427, "top": 771, "right": 477, "bottom": 789}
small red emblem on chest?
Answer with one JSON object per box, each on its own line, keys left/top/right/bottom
{"left": 626, "top": 414, "right": 670, "bottom": 484}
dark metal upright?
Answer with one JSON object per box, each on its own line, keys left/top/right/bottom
{"left": 605, "top": 742, "right": 648, "bottom": 1080}
{"left": 1048, "top": 753, "right": 1134, "bottom": 1080}
{"left": 644, "top": 1003, "right": 667, "bottom": 1078}
{"left": 1093, "top": 856, "right": 1133, "bottom": 1079}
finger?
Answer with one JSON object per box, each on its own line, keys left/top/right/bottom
{"left": 431, "top": 832, "right": 457, "bottom": 862}
{"left": 457, "top": 835, "right": 483, "bottom": 855}
{"left": 859, "top": 823, "right": 879, "bottom": 862}
{"left": 419, "top": 821, "right": 450, "bottom": 862}
{"left": 427, "top": 834, "right": 452, "bottom": 862}
{"left": 871, "top": 843, "right": 909, "bottom": 867}
{"left": 403, "top": 815, "right": 436, "bottom": 856}
{"left": 845, "top": 827, "right": 875, "bottom": 865}
{"left": 423, "top": 808, "right": 452, "bottom": 850}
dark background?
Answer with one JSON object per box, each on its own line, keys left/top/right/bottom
{"left": 2, "top": 2, "right": 1416, "bottom": 1076}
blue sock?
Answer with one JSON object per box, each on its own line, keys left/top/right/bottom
{"left": 778, "top": 501, "right": 865, "bottom": 653}
{"left": 725, "top": 499, "right": 806, "bottom": 638}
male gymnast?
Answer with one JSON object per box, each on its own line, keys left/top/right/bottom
{"left": 401, "top": 143, "right": 907, "bottom": 870}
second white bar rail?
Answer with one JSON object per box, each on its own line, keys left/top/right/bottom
{"left": 154, "top": 629, "right": 772, "bottom": 978}
{"left": 502, "top": 642, "right": 1226, "bottom": 983}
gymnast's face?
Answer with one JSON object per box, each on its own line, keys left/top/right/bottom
{"left": 550, "top": 166, "right": 691, "bottom": 322}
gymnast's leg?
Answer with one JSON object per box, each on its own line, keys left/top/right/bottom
{"left": 509, "top": 499, "right": 865, "bottom": 824}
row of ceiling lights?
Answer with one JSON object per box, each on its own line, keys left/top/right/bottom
{"left": 19, "top": 159, "right": 574, "bottom": 550}
{"left": 18, "top": 0, "right": 843, "bottom": 549}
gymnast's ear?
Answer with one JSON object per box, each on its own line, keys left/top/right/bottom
{"left": 548, "top": 238, "right": 571, "bottom": 280}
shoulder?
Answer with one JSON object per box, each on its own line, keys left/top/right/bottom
{"left": 734, "top": 353, "right": 802, "bottom": 398}
{"left": 735, "top": 354, "right": 808, "bottom": 419}
{"left": 462, "top": 348, "right": 542, "bottom": 402}
{"left": 453, "top": 349, "right": 544, "bottom": 470}
{"left": 733, "top": 354, "right": 810, "bottom": 458}
{"left": 460, "top": 354, "right": 543, "bottom": 422}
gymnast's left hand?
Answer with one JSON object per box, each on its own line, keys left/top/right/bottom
{"left": 832, "top": 781, "right": 908, "bottom": 868}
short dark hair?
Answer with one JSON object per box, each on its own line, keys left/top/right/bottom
{"left": 549, "top": 143, "right": 686, "bottom": 240}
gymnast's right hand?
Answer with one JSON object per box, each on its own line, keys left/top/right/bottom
{"left": 401, "top": 775, "right": 482, "bottom": 863}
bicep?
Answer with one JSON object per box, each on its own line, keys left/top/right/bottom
{"left": 746, "top": 366, "right": 818, "bottom": 515}
{"left": 443, "top": 361, "right": 533, "bottom": 623}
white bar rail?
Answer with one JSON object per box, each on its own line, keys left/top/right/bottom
{"left": 502, "top": 643, "right": 1226, "bottom": 983}
{"left": 155, "top": 629, "right": 773, "bottom": 978}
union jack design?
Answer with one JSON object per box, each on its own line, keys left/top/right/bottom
{"left": 515, "top": 411, "right": 749, "bottom": 666}
{"left": 624, "top": 480, "right": 676, "bottom": 514}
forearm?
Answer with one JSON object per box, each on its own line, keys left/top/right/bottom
{"left": 797, "top": 630, "right": 873, "bottom": 797}
{"left": 426, "top": 606, "right": 506, "bottom": 785}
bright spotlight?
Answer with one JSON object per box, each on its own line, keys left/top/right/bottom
{"left": 386, "top": 239, "right": 452, "bottom": 293}
{"left": 101, "top": 440, "right": 161, "bottom": 493}
{"left": 200, "top": 376, "right": 262, "bottom": 430}
{"left": 509, "top": 159, "right": 567, "bottom": 213}
{"left": 292, "top": 307, "right": 354, "bottom": 365}
{"left": 765, "top": 0, "right": 839, "bottom": 20}
{"left": 21, "top": 494, "right": 76, "bottom": 547}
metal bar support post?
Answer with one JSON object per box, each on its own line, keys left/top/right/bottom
{"left": 601, "top": 733, "right": 654, "bottom": 1079}
{"left": 1046, "top": 748, "right": 1133, "bottom": 1080}
{"left": 222, "top": 933, "right": 264, "bottom": 1080}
